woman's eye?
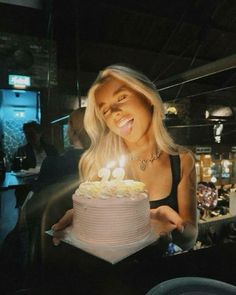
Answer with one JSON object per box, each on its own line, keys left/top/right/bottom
{"left": 103, "top": 108, "right": 110, "bottom": 115}
{"left": 118, "top": 94, "right": 127, "bottom": 102}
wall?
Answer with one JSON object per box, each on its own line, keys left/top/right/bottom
{"left": 0, "top": 89, "right": 39, "bottom": 168}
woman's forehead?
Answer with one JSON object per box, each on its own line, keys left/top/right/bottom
{"left": 95, "top": 78, "right": 128, "bottom": 105}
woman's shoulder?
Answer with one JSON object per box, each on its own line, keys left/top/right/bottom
{"left": 168, "top": 146, "right": 195, "bottom": 164}
{"left": 178, "top": 149, "right": 195, "bottom": 175}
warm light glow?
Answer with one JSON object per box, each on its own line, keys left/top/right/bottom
{"left": 166, "top": 106, "right": 178, "bottom": 115}
{"left": 222, "top": 160, "right": 231, "bottom": 167}
{"left": 211, "top": 107, "right": 233, "bottom": 117}
{"left": 112, "top": 167, "right": 125, "bottom": 181}
{"left": 13, "top": 84, "right": 27, "bottom": 89}
{"left": 98, "top": 167, "right": 111, "bottom": 182}
{"left": 119, "top": 155, "right": 126, "bottom": 167}
{"left": 98, "top": 157, "right": 126, "bottom": 182}
{"left": 225, "top": 167, "right": 230, "bottom": 173}
{"left": 211, "top": 176, "right": 217, "bottom": 183}
{"left": 106, "top": 161, "right": 116, "bottom": 169}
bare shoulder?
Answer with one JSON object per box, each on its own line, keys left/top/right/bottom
{"left": 179, "top": 150, "right": 196, "bottom": 174}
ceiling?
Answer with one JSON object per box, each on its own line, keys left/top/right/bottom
{"left": 53, "top": 1, "right": 236, "bottom": 110}
{"left": 0, "top": 0, "right": 236, "bottom": 134}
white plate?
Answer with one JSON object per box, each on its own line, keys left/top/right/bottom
{"left": 46, "top": 226, "right": 159, "bottom": 264}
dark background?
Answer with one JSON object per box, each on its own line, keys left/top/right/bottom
{"left": 0, "top": 0, "right": 235, "bottom": 147}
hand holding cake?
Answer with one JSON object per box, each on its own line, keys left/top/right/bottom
{"left": 52, "top": 209, "right": 73, "bottom": 246}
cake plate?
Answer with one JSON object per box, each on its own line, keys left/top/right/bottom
{"left": 46, "top": 226, "right": 159, "bottom": 264}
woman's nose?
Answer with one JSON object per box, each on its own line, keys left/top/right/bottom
{"left": 111, "top": 104, "right": 122, "bottom": 117}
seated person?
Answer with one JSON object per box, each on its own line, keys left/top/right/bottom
{"left": 12, "top": 121, "right": 58, "bottom": 207}
{"left": 12, "top": 121, "right": 58, "bottom": 172}
{"left": 31, "top": 107, "right": 90, "bottom": 193}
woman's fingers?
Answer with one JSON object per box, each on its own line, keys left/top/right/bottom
{"left": 150, "top": 206, "right": 185, "bottom": 233}
{"left": 52, "top": 231, "right": 65, "bottom": 246}
{"left": 51, "top": 209, "right": 74, "bottom": 246}
{"left": 52, "top": 209, "right": 74, "bottom": 230}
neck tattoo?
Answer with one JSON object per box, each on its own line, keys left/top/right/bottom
{"left": 130, "top": 148, "right": 161, "bottom": 171}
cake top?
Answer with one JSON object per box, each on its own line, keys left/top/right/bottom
{"left": 75, "top": 179, "right": 147, "bottom": 199}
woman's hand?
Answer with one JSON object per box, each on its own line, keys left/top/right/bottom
{"left": 151, "top": 205, "right": 198, "bottom": 250}
{"left": 150, "top": 205, "right": 184, "bottom": 235}
{"left": 51, "top": 209, "right": 74, "bottom": 246}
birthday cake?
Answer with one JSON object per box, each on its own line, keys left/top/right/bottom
{"left": 71, "top": 180, "right": 151, "bottom": 246}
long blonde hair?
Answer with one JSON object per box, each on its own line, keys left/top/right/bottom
{"left": 79, "top": 64, "right": 182, "bottom": 181}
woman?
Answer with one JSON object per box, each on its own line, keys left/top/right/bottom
{"left": 52, "top": 64, "right": 198, "bottom": 251}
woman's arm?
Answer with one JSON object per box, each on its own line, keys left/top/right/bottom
{"left": 173, "top": 151, "right": 198, "bottom": 250}
{"left": 151, "top": 152, "right": 198, "bottom": 250}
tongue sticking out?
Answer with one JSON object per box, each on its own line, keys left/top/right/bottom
{"left": 119, "top": 119, "right": 133, "bottom": 136}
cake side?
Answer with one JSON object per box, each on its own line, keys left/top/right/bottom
{"left": 71, "top": 180, "right": 151, "bottom": 246}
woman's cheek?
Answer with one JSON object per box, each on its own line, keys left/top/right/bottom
{"left": 105, "top": 119, "right": 117, "bottom": 134}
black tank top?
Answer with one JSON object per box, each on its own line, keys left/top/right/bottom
{"left": 149, "top": 155, "right": 180, "bottom": 212}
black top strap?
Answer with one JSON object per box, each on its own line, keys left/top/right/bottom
{"left": 149, "top": 155, "right": 181, "bottom": 211}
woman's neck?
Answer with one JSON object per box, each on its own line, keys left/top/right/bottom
{"left": 125, "top": 129, "right": 157, "bottom": 157}
{"left": 124, "top": 125, "right": 158, "bottom": 157}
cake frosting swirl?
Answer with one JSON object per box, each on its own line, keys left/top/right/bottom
{"left": 71, "top": 180, "right": 151, "bottom": 246}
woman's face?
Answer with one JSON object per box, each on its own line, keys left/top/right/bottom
{"left": 95, "top": 77, "right": 153, "bottom": 144}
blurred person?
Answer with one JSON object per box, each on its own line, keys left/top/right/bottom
{"left": 0, "top": 108, "right": 89, "bottom": 295}
{"left": 11, "top": 121, "right": 58, "bottom": 208}
{"left": 11, "top": 121, "right": 58, "bottom": 172}
{"left": 31, "top": 107, "right": 90, "bottom": 193}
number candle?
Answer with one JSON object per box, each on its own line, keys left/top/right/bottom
{"left": 112, "top": 167, "right": 125, "bottom": 181}
{"left": 112, "top": 155, "right": 126, "bottom": 181}
{"left": 98, "top": 161, "right": 115, "bottom": 183}
{"left": 98, "top": 167, "right": 111, "bottom": 183}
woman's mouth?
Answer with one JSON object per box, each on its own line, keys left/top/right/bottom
{"left": 117, "top": 117, "right": 134, "bottom": 136}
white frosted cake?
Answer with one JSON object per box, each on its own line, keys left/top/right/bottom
{"left": 71, "top": 180, "right": 151, "bottom": 246}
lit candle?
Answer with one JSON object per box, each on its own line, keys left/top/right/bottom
{"left": 98, "top": 167, "right": 110, "bottom": 183}
{"left": 98, "top": 161, "right": 116, "bottom": 183}
{"left": 112, "top": 167, "right": 125, "bottom": 181}
{"left": 112, "top": 155, "right": 126, "bottom": 181}
{"left": 119, "top": 155, "right": 126, "bottom": 167}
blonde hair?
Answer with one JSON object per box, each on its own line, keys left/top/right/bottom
{"left": 79, "top": 64, "right": 183, "bottom": 181}
{"left": 67, "top": 107, "right": 90, "bottom": 149}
